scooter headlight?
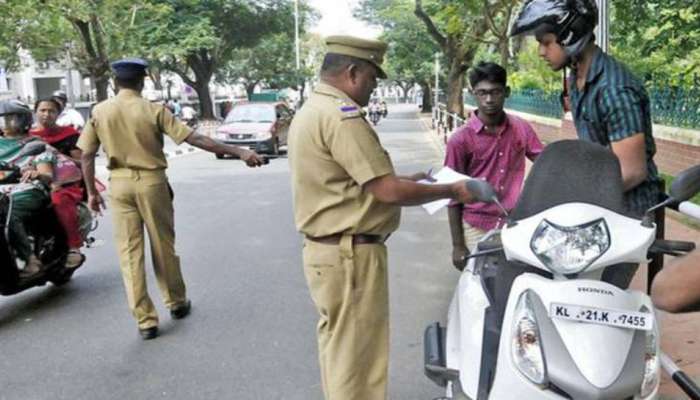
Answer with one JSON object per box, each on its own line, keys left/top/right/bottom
{"left": 511, "top": 291, "right": 546, "bottom": 385}
{"left": 530, "top": 218, "right": 610, "bottom": 275}
{"left": 640, "top": 306, "right": 659, "bottom": 398}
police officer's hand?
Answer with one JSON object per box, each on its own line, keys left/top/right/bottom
{"left": 407, "top": 171, "right": 435, "bottom": 182}
{"left": 452, "top": 245, "right": 469, "bottom": 271}
{"left": 240, "top": 149, "right": 266, "bottom": 167}
{"left": 450, "top": 180, "right": 475, "bottom": 204}
{"left": 88, "top": 193, "right": 106, "bottom": 215}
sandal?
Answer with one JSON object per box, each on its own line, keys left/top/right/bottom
{"left": 19, "top": 255, "right": 43, "bottom": 278}
{"left": 65, "top": 250, "right": 85, "bottom": 269}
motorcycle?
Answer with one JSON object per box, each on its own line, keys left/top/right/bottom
{"left": 423, "top": 140, "right": 700, "bottom": 400}
{"left": 0, "top": 141, "right": 97, "bottom": 295}
{"left": 369, "top": 110, "right": 381, "bottom": 126}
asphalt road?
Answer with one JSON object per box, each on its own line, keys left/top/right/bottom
{"left": 0, "top": 104, "right": 459, "bottom": 400}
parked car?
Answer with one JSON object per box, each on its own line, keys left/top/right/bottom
{"left": 213, "top": 102, "right": 292, "bottom": 158}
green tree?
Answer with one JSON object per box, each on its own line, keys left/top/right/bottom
{"left": 0, "top": 0, "right": 170, "bottom": 101}
{"left": 611, "top": 0, "right": 700, "bottom": 85}
{"left": 151, "top": 0, "right": 297, "bottom": 119}
{"left": 356, "top": 0, "right": 440, "bottom": 111}
{"left": 217, "top": 3, "right": 319, "bottom": 99}
{"left": 413, "top": 0, "right": 519, "bottom": 117}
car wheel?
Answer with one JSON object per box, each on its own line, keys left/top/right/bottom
{"left": 215, "top": 153, "right": 225, "bottom": 159}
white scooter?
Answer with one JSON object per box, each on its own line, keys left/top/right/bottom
{"left": 424, "top": 140, "right": 700, "bottom": 400}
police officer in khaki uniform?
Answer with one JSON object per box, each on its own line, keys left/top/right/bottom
{"left": 79, "top": 58, "right": 265, "bottom": 340}
{"left": 288, "top": 36, "right": 478, "bottom": 400}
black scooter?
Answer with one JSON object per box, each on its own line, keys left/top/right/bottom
{"left": 0, "top": 142, "right": 94, "bottom": 295}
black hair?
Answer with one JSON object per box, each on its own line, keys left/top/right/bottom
{"left": 468, "top": 62, "right": 507, "bottom": 88}
{"left": 115, "top": 76, "right": 145, "bottom": 91}
{"left": 320, "top": 53, "right": 373, "bottom": 77}
{"left": 34, "top": 97, "right": 63, "bottom": 113}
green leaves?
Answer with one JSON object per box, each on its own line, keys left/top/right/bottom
{"left": 611, "top": 0, "right": 700, "bottom": 84}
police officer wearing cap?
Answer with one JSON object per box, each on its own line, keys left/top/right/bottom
{"left": 288, "top": 36, "right": 477, "bottom": 399}
{"left": 78, "top": 58, "right": 266, "bottom": 340}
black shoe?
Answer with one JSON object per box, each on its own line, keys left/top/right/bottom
{"left": 139, "top": 326, "right": 158, "bottom": 340}
{"left": 170, "top": 300, "right": 191, "bottom": 320}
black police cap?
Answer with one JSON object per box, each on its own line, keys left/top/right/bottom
{"left": 111, "top": 58, "right": 149, "bottom": 79}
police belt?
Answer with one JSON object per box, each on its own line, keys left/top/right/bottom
{"left": 306, "top": 233, "right": 386, "bottom": 246}
{"left": 109, "top": 168, "right": 167, "bottom": 180}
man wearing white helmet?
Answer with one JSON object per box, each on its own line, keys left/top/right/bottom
{"left": 52, "top": 90, "right": 85, "bottom": 131}
{"left": 511, "top": 0, "right": 662, "bottom": 289}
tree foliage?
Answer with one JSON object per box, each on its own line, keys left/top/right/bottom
{"left": 611, "top": 0, "right": 700, "bottom": 85}
{"left": 217, "top": 3, "right": 319, "bottom": 98}
{"left": 411, "top": 0, "right": 519, "bottom": 117}
{"left": 356, "top": 0, "right": 440, "bottom": 110}
{"left": 0, "top": 0, "right": 171, "bottom": 100}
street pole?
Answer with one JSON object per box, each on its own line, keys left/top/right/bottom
{"left": 596, "top": 0, "right": 609, "bottom": 53}
{"left": 433, "top": 53, "right": 439, "bottom": 123}
{"left": 294, "top": 0, "right": 303, "bottom": 106}
{"left": 294, "top": 0, "right": 300, "bottom": 70}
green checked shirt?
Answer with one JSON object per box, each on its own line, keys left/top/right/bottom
{"left": 569, "top": 46, "right": 662, "bottom": 217}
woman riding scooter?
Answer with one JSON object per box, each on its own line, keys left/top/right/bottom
{"left": 30, "top": 98, "right": 85, "bottom": 268}
{"left": 0, "top": 101, "right": 58, "bottom": 276}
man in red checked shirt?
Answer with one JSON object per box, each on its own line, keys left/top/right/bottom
{"left": 445, "top": 62, "right": 544, "bottom": 270}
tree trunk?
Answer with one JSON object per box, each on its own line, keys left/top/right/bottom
{"left": 420, "top": 81, "right": 432, "bottom": 113}
{"left": 245, "top": 83, "right": 256, "bottom": 99}
{"left": 446, "top": 58, "right": 465, "bottom": 119}
{"left": 94, "top": 74, "right": 109, "bottom": 102}
{"left": 193, "top": 79, "right": 214, "bottom": 120}
{"left": 499, "top": 36, "right": 510, "bottom": 67}
{"left": 402, "top": 82, "right": 412, "bottom": 103}
{"left": 299, "top": 80, "right": 307, "bottom": 106}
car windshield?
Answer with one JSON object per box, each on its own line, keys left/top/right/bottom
{"left": 225, "top": 104, "right": 275, "bottom": 123}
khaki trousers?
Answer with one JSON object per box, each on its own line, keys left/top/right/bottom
{"left": 303, "top": 235, "right": 389, "bottom": 400}
{"left": 463, "top": 222, "right": 487, "bottom": 252}
{"left": 109, "top": 169, "right": 186, "bottom": 329}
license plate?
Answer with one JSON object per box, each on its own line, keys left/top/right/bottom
{"left": 549, "top": 303, "right": 653, "bottom": 331}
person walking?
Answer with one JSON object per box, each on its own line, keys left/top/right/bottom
{"left": 288, "top": 36, "right": 478, "bottom": 400}
{"left": 78, "top": 58, "right": 266, "bottom": 340}
{"left": 510, "top": 0, "right": 663, "bottom": 289}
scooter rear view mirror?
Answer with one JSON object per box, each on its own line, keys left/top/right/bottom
{"left": 669, "top": 164, "right": 700, "bottom": 204}
{"left": 466, "top": 179, "right": 497, "bottom": 203}
{"left": 18, "top": 141, "right": 46, "bottom": 157}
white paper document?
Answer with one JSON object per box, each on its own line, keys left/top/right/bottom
{"left": 419, "top": 167, "right": 471, "bottom": 215}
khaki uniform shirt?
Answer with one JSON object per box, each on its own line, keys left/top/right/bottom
{"left": 77, "top": 89, "right": 191, "bottom": 170}
{"left": 288, "top": 83, "right": 400, "bottom": 237}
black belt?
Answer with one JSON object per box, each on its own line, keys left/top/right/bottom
{"left": 306, "top": 233, "right": 385, "bottom": 245}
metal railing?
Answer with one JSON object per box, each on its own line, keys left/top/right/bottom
{"left": 432, "top": 103, "right": 466, "bottom": 145}
{"left": 464, "top": 89, "right": 564, "bottom": 120}
{"left": 461, "top": 87, "right": 700, "bottom": 130}
{"left": 648, "top": 86, "right": 700, "bottom": 129}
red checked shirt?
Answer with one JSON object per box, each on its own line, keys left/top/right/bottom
{"left": 444, "top": 113, "right": 543, "bottom": 230}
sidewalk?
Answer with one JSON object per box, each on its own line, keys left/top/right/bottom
{"left": 418, "top": 111, "right": 700, "bottom": 399}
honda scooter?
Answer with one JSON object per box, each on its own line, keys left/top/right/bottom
{"left": 0, "top": 141, "right": 97, "bottom": 295}
{"left": 424, "top": 140, "right": 699, "bottom": 400}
